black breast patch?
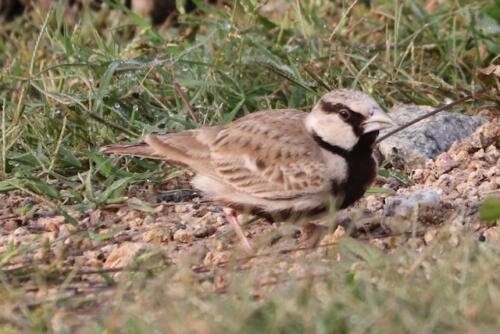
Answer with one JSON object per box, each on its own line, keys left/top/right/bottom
{"left": 313, "top": 130, "right": 379, "bottom": 209}
{"left": 337, "top": 131, "right": 379, "bottom": 209}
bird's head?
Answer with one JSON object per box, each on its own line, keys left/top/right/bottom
{"left": 305, "top": 89, "right": 395, "bottom": 151}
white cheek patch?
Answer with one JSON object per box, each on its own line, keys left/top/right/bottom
{"left": 322, "top": 151, "right": 348, "bottom": 181}
{"left": 306, "top": 114, "right": 358, "bottom": 151}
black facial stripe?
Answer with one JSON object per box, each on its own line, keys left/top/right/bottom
{"left": 319, "top": 101, "right": 365, "bottom": 137}
{"left": 320, "top": 101, "right": 346, "bottom": 114}
{"left": 311, "top": 132, "right": 351, "bottom": 159}
{"left": 349, "top": 111, "right": 365, "bottom": 137}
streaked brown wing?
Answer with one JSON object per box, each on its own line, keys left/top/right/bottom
{"left": 209, "top": 110, "right": 330, "bottom": 200}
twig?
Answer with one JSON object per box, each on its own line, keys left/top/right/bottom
{"left": 303, "top": 64, "right": 332, "bottom": 91}
{"left": 77, "top": 267, "right": 126, "bottom": 275}
{"left": 173, "top": 81, "right": 199, "bottom": 125}
{"left": 87, "top": 110, "right": 139, "bottom": 137}
{"left": 0, "top": 215, "right": 18, "bottom": 221}
{"left": 257, "top": 61, "right": 316, "bottom": 92}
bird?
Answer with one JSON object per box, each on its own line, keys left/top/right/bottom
{"left": 100, "top": 89, "right": 395, "bottom": 253}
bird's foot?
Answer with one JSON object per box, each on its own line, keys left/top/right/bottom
{"left": 297, "top": 222, "right": 330, "bottom": 248}
{"left": 223, "top": 208, "right": 255, "bottom": 255}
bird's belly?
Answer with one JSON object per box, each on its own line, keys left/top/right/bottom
{"left": 192, "top": 173, "right": 329, "bottom": 213}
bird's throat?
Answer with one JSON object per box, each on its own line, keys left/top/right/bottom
{"left": 311, "top": 133, "right": 351, "bottom": 159}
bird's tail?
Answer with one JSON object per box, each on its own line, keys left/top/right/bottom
{"left": 100, "top": 132, "right": 214, "bottom": 174}
{"left": 99, "top": 142, "right": 164, "bottom": 160}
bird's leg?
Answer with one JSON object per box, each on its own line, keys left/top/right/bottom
{"left": 298, "top": 222, "right": 329, "bottom": 248}
{"left": 298, "top": 200, "right": 339, "bottom": 247}
{"left": 223, "top": 208, "right": 254, "bottom": 255}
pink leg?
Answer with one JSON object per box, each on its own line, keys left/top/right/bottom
{"left": 298, "top": 222, "right": 329, "bottom": 247}
{"left": 223, "top": 208, "right": 254, "bottom": 254}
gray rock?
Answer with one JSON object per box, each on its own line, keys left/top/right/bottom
{"left": 378, "top": 105, "right": 487, "bottom": 168}
{"left": 382, "top": 189, "right": 454, "bottom": 228}
{"left": 383, "top": 189, "right": 442, "bottom": 218}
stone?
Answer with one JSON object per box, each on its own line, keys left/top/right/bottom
{"left": 173, "top": 229, "right": 194, "bottom": 243}
{"left": 193, "top": 225, "right": 217, "bottom": 238}
{"left": 424, "top": 229, "right": 438, "bottom": 243}
{"left": 58, "top": 224, "right": 75, "bottom": 239}
{"left": 104, "top": 242, "right": 150, "bottom": 269}
{"left": 142, "top": 228, "right": 170, "bottom": 244}
{"left": 12, "top": 226, "right": 29, "bottom": 236}
{"left": 122, "top": 210, "right": 143, "bottom": 222}
{"left": 483, "top": 226, "right": 499, "bottom": 242}
{"left": 383, "top": 189, "right": 443, "bottom": 219}
{"left": 174, "top": 205, "right": 190, "bottom": 214}
{"left": 434, "top": 153, "right": 460, "bottom": 174}
{"left": 203, "top": 251, "right": 230, "bottom": 266}
{"left": 378, "top": 105, "right": 487, "bottom": 168}
{"left": 364, "top": 195, "right": 384, "bottom": 212}
{"left": 188, "top": 244, "right": 210, "bottom": 262}
{"left": 89, "top": 210, "right": 101, "bottom": 226}
{"left": 3, "top": 220, "right": 19, "bottom": 232}
{"left": 319, "top": 225, "right": 345, "bottom": 246}
{"left": 143, "top": 215, "right": 155, "bottom": 225}
{"left": 38, "top": 215, "right": 65, "bottom": 232}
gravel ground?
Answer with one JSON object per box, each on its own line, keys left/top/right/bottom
{"left": 0, "top": 117, "right": 498, "bottom": 303}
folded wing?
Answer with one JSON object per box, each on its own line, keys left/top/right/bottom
{"left": 208, "top": 110, "right": 330, "bottom": 200}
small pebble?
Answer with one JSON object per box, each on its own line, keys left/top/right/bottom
{"left": 3, "top": 220, "right": 19, "bottom": 232}
{"left": 478, "top": 232, "right": 486, "bottom": 242}
{"left": 174, "top": 205, "right": 190, "bottom": 214}
{"left": 143, "top": 215, "right": 155, "bottom": 225}
{"left": 104, "top": 242, "right": 149, "bottom": 270}
{"left": 143, "top": 228, "right": 170, "bottom": 244}
{"left": 194, "top": 225, "right": 217, "bottom": 238}
{"left": 176, "top": 223, "right": 187, "bottom": 230}
{"left": 188, "top": 244, "right": 209, "bottom": 262}
{"left": 13, "top": 227, "right": 29, "bottom": 237}
{"left": 210, "top": 206, "right": 223, "bottom": 213}
{"left": 173, "top": 230, "right": 194, "bottom": 243}
{"left": 23, "top": 198, "right": 36, "bottom": 207}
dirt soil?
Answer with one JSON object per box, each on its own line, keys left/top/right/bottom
{"left": 0, "top": 117, "right": 498, "bottom": 309}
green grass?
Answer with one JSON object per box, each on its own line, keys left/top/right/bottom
{"left": 0, "top": 0, "right": 499, "bottom": 332}
{"left": 95, "top": 236, "right": 500, "bottom": 333}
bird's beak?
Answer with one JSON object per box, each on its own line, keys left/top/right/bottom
{"left": 362, "top": 109, "right": 396, "bottom": 134}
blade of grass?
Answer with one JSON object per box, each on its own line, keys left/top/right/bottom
{"left": 1, "top": 98, "right": 6, "bottom": 177}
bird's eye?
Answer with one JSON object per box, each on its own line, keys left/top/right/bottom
{"left": 339, "top": 109, "right": 351, "bottom": 120}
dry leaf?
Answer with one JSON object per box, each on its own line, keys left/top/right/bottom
{"left": 478, "top": 65, "right": 500, "bottom": 77}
